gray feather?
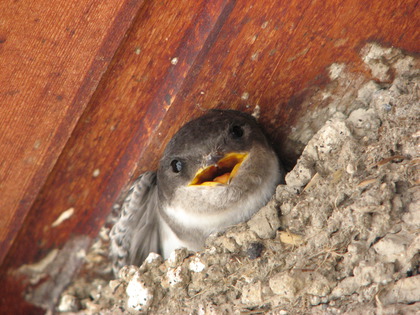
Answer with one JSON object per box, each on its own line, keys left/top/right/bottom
{"left": 109, "top": 171, "right": 159, "bottom": 276}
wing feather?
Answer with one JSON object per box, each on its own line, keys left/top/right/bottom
{"left": 109, "top": 171, "right": 159, "bottom": 275}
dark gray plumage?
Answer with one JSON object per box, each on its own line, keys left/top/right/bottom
{"left": 110, "top": 110, "right": 283, "bottom": 275}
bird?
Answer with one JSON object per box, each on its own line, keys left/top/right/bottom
{"left": 109, "top": 109, "right": 283, "bottom": 275}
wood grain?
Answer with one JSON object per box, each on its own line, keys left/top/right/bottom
{"left": 0, "top": 0, "right": 145, "bottom": 264}
{"left": 0, "top": 0, "right": 418, "bottom": 312}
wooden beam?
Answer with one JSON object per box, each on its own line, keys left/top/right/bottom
{"left": 0, "top": 0, "right": 144, "bottom": 264}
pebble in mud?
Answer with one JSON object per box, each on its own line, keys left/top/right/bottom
{"left": 246, "top": 242, "right": 264, "bottom": 259}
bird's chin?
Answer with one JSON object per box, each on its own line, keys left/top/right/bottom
{"left": 171, "top": 182, "right": 246, "bottom": 211}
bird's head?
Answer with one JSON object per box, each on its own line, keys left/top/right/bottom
{"left": 157, "top": 110, "right": 280, "bottom": 209}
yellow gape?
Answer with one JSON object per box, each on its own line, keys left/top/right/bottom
{"left": 189, "top": 153, "right": 248, "bottom": 186}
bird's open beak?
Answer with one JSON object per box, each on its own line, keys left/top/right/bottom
{"left": 189, "top": 152, "right": 248, "bottom": 186}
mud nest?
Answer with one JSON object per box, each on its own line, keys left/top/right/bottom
{"left": 57, "top": 44, "right": 419, "bottom": 314}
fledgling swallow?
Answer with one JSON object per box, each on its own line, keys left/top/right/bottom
{"left": 110, "top": 110, "right": 283, "bottom": 274}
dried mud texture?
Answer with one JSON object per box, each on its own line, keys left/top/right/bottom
{"left": 58, "top": 44, "right": 419, "bottom": 314}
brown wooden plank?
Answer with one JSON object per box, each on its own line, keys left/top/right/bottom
{"left": 0, "top": 0, "right": 418, "bottom": 313}
{"left": 0, "top": 0, "right": 144, "bottom": 264}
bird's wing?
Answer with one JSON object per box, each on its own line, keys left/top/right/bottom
{"left": 109, "top": 171, "right": 160, "bottom": 276}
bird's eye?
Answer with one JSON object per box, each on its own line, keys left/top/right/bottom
{"left": 230, "top": 125, "right": 244, "bottom": 139}
{"left": 171, "top": 160, "right": 182, "bottom": 173}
